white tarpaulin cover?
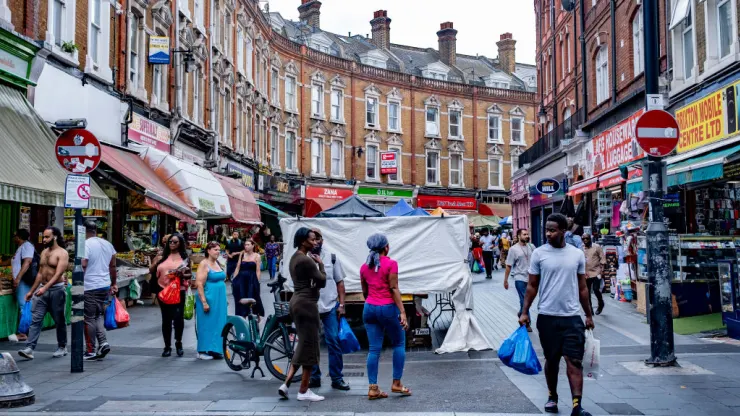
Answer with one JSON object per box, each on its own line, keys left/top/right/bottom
{"left": 139, "top": 147, "right": 231, "bottom": 218}
{"left": 279, "top": 215, "right": 492, "bottom": 354}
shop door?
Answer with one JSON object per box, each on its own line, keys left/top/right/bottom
{"left": 531, "top": 209, "right": 542, "bottom": 247}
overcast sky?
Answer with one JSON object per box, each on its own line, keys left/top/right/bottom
{"left": 264, "top": 0, "right": 536, "bottom": 65}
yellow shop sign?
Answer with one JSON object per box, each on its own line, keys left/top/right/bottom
{"left": 675, "top": 88, "right": 725, "bottom": 153}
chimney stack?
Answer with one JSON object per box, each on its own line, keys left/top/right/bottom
{"left": 370, "top": 10, "right": 391, "bottom": 49}
{"left": 437, "top": 22, "right": 458, "bottom": 66}
{"left": 298, "top": 0, "right": 322, "bottom": 29}
{"left": 497, "top": 32, "right": 517, "bottom": 74}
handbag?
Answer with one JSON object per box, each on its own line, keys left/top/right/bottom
{"left": 183, "top": 288, "right": 195, "bottom": 320}
{"left": 157, "top": 274, "right": 181, "bottom": 305}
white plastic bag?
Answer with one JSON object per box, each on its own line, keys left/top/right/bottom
{"left": 584, "top": 329, "right": 601, "bottom": 380}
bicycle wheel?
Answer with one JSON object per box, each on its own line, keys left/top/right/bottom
{"left": 264, "top": 326, "right": 302, "bottom": 383}
{"left": 222, "top": 323, "right": 248, "bottom": 372}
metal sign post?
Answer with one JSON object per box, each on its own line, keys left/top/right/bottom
{"left": 57, "top": 130, "right": 101, "bottom": 374}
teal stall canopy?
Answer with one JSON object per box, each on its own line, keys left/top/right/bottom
{"left": 666, "top": 144, "right": 740, "bottom": 187}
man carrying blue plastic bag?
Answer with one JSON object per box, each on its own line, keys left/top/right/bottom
{"left": 519, "top": 213, "right": 595, "bottom": 416}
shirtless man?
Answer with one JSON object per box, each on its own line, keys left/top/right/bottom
{"left": 18, "top": 227, "right": 70, "bottom": 360}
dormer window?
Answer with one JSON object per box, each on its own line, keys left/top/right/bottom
{"left": 309, "top": 32, "right": 333, "bottom": 55}
{"left": 484, "top": 73, "right": 512, "bottom": 89}
{"left": 359, "top": 50, "right": 389, "bottom": 69}
{"left": 421, "top": 61, "right": 451, "bottom": 81}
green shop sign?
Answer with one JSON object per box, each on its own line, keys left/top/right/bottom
{"left": 357, "top": 187, "right": 414, "bottom": 198}
{"left": 0, "top": 27, "right": 40, "bottom": 89}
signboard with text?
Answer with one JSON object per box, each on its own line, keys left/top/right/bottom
{"left": 535, "top": 178, "right": 561, "bottom": 195}
{"left": 357, "top": 187, "right": 414, "bottom": 198}
{"left": 305, "top": 186, "right": 353, "bottom": 200}
{"left": 64, "top": 174, "right": 91, "bottom": 209}
{"left": 675, "top": 86, "right": 728, "bottom": 153}
{"left": 584, "top": 109, "right": 645, "bottom": 178}
{"left": 380, "top": 152, "right": 398, "bottom": 175}
{"left": 148, "top": 36, "right": 171, "bottom": 64}
{"left": 417, "top": 195, "right": 477, "bottom": 211}
{"left": 129, "top": 113, "right": 171, "bottom": 152}
{"left": 227, "top": 163, "right": 256, "bottom": 191}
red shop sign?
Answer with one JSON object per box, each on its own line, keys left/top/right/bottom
{"left": 417, "top": 195, "right": 477, "bottom": 211}
{"left": 305, "top": 186, "right": 354, "bottom": 200}
{"left": 585, "top": 108, "right": 645, "bottom": 177}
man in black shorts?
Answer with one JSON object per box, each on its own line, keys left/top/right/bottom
{"left": 519, "top": 213, "right": 595, "bottom": 416}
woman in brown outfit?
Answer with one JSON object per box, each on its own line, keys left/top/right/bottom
{"left": 278, "top": 227, "right": 326, "bottom": 402}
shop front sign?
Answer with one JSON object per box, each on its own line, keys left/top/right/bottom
{"left": 535, "top": 178, "right": 560, "bottom": 195}
{"left": 417, "top": 195, "right": 477, "bottom": 211}
{"left": 530, "top": 174, "right": 567, "bottom": 208}
{"left": 306, "top": 186, "right": 353, "bottom": 200}
{"left": 129, "top": 113, "right": 171, "bottom": 152}
{"left": 584, "top": 108, "right": 645, "bottom": 178}
{"left": 357, "top": 186, "right": 414, "bottom": 198}
{"left": 511, "top": 175, "right": 529, "bottom": 199}
{"left": 261, "top": 175, "right": 303, "bottom": 205}
{"left": 0, "top": 48, "right": 29, "bottom": 81}
{"left": 675, "top": 85, "right": 728, "bottom": 153}
{"left": 227, "top": 163, "right": 256, "bottom": 191}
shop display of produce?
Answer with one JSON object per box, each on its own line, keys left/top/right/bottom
{"left": 0, "top": 266, "right": 13, "bottom": 295}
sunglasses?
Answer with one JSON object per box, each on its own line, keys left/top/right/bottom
{"left": 168, "top": 240, "right": 180, "bottom": 244}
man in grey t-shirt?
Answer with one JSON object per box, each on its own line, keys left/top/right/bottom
{"left": 308, "top": 230, "right": 350, "bottom": 391}
{"left": 519, "top": 213, "right": 595, "bottom": 416}
{"left": 504, "top": 229, "right": 534, "bottom": 327}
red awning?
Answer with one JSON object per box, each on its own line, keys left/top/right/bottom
{"left": 101, "top": 145, "right": 197, "bottom": 222}
{"left": 567, "top": 178, "right": 598, "bottom": 196}
{"left": 478, "top": 203, "right": 512, "bottom": 217}
{"left": 304, "top": 198, "right": 340, "bottom": 217}
{"left": 598, "top": 169, "right": 625, "bottom": 189}
{"left": 213, "top": 174, "right": 262, "bottom": 225}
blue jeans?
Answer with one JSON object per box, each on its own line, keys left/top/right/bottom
{"left": 310, "top": 304, "right": 344, "bottom": 383}
{"left": 363, "top": 303, "right": 405, "bottom": 385}
{"left": 267, "top": 256, "right": 278, "bottom": 279}
{"left": 515, "top": 280, "right": 528, "bottom": 316}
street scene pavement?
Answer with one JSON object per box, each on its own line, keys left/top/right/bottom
{"left": 3, "top": 268, "right": 740, "bottom": 416}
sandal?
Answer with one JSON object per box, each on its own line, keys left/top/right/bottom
{"left": 368, "top": 384, "right": 388, "bottom": 400}
{"left": 391, "top": 385, "right": 412, "bottom": 396}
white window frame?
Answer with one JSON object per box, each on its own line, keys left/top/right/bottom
{"left": 560, "top": 38, "right": 565, "bottom": 79}
{"left": 260, "top": 120, "right": 268, "bottom": 162}
{"left": 152, "top": 65, "right": 163, "bottom": 106}
{"left": 127, "top": 13, "right": 144, "bottom": 97}
{"left": 670, "top": 1, "right": 697, "bottom": 94}
{"left": 487, "top": 114, "right": 502, "bottom": 143}
{"left": 212, "top": 78, "right": 220, "bottom": 139}
{"left": 511, "top": 117, "right": 524, "bottom": 144}
{"left": 330, "top": 139, "right": 344, "bottom": 178}
{"left": 237, "top": 26, "right": 245, "bottom": 74}
{"left": 311, "top": 137, "right": 325, "bottom": 175}
{"left": 193, "top": 68, "right": 201, "bottom": 125}
{"left": 699, "top": 0, "right": 739, "bottom": 81}
{"left": 448, "top": 109, "right": 462, "bottom": 139}
{"left": 449, "top": 153, "right": 463, "bottom": 187}
{"left": 285, "top": 130, "right": 297, "bottom": 172}
{"left": 566, "top": 34, "right": 571, "bottom": 72}
{"left": 178, "top": 0, "right": 191, "bottom": 21}
{"left": 223, "top": 11, "right": 231, "bottom": 58}
{"left": 387, "top": 100, "right": 401, "bottom": 132}
{"left": 365, "top": 95, "right": 379, "bottom": 129}
{"left": 387, "top": 147, "right": 402, "bottom": 183}
{"left": 425, "top": 106, "right": 440, "bottom": 137}
{"left": 633, "top": 7, "right": 644, "bottom": 76}
{"left": 271, "top": 126, "right": 280, "bottom": 169}
{"left": 426, "top": 151, "right": 440, "bottom": 185}
{"left": 271, "top": 67, "right": 280, "bottom": 106}
{"left": 261, "top": 58, "right": 268, "bottom": 92}
{"left": 254, "top": 114, "right": 261, "bottom": 160}
{"left": 488, "top": 157, "right": 503, "bottom": 190}
{"left": 245, "top": 106, "right": 252, "bottom": 157}
{"left": 285, "top": 75, "right": 297, "bottom": 112}
{"left": 48, "top": 0, "right": 80, "bottom": 65}
{"left": 511, "top": 155, "right": 520, "bottom": 177}
{"left": 331, "top": 89, "right": 344, "bottom": 123}
{"left": 223, "top": 88, "right": 231, "bottom": 146}
{"left": 716, "top": 0, "right": 734, "bottom": 60}
{"left": 194, "top": 0, "right": 205, "bottom": 32}
{"left": 595, "top": 47, "right": 609, "bottom": 104}
{"left": 236, "top": 99, "right": 243, "bottom": 154}
{"left": 246, "top": 36, "right": 254, "bottom": 82}
{"left": 366, "top": 144, "right": 379, "bottom": 181}
{"left": 89, "top": 0, "right": 101, "bottom": 65}
{"left": 182, "top": 70, "right": 190, "bottom": 119}
{"left": 312, "top": 83, "right": 325, "bottom": 118}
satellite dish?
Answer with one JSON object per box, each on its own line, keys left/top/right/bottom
{"left": 562, "top": 0, "right": 575, "bottom": 12}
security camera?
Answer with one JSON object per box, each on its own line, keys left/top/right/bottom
{"left": 54, "top": 119, "right": 87, "bottom": 129}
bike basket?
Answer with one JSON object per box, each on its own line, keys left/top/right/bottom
{"left": 274, "top": 302, "right": 291, "bottom": 318}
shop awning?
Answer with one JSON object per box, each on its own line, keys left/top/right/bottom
{"left": 666, "top": 143, "right": 740, "bottom": 187}
{"left": 258, "top": 200, "right": 291, "bottom": 219}
{"left": 567, "top": 177, "right": 598, "bottom": 196}
{"left": 304, "top": 198, "right": 340, "bottom": 218}
{"left": 100, "top": 145, "right": 197, "bottom": 222}
{"left": 626, "top": 178, "right": 642, "bottom": 195}
{"left": 669, "top": 0, "right": 691, "bottom": 30}
{"left": 139, "top": 147, "right": 231, "bottom": 218}
{"left": 0, "top": 84, "right": 111, "bottom": 210}
{"left": 213, "top": 174, "right": 262, "bottom": 225}
{"left": 478, "top": 203, "right": 512, "bottom": 217}
{"left": 598, "top": 169, "right": 625, "bottom": 189}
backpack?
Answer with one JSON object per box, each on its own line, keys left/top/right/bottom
{"left": 21, "top": 250, "right": 41, "bottom": 287}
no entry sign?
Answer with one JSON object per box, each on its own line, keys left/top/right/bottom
{"left": 55, "top": 129, "right": 101, "bottom": 174}
{"left": 635, "top": 110, "right": 680, "bottom": 157}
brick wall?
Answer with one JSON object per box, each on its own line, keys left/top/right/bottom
{"left": 696, "top": 1, "right": 706, "bottom": 76}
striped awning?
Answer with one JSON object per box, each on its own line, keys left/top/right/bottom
{"left": 567, "top": 177, "right": 598, "bottom": 196}
{"left": 0, "top": 84, "right": 111, "bottom": 210}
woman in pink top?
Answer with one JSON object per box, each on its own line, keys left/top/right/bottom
{"left": 360, "top": 234, "right": 410, "bottom": 400}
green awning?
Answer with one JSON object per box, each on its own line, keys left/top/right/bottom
{"left": 0, "top": 84, "right": 111, "bottom": 210}
{"left": 666, "top": 143, "right": 740, "bottom": 187}
{"left": 257, "top": 200, "right": 291, "bottom": 219}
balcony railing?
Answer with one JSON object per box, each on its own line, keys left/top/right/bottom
{"left": 519, "top": 107, "right": 585, "bottom": 169}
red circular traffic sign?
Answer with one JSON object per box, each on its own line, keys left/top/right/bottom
{"left": 635, "top": 109, "right": 680, "bottom": 157}
{"left": 55, "top": 129, "right": 101, "bottom": 174}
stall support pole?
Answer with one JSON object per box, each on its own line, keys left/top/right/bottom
{"left": 643, "top": 0, "right": 676, "bottom": 367}
{"left": 71, "top": 208, "right": 84, "bottom": 373}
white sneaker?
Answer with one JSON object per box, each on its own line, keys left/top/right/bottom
{"left": 297, "top": 389, "right": 325, "bottom": 402}
{"left": 197, "top": 353, "right": 213, "bottom": 360}
{"left": 52, "top": 347, "right": 68, "bottom": 358}
{"left": 278, "top": 383, "right": 289, "bottom": 400}
{"left": 18, "top": 347, "right": 34, "bottom": 360}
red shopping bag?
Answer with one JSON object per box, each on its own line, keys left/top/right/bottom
{"left": 114, "top": 298, "right": 130, "bottom": 328}
{"left": 157, "top": 275, "right": 181, "bottom": 305}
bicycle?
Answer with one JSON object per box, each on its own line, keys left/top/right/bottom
{"left": 221, "top": 273, "right": 302, "bottom": 382}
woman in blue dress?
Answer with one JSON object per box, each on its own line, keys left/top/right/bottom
{"left": 194, "top": 241, "right": 228, "bottom": 360}
{"left": 231, "top": 239, "right": 264, "bottom": 320}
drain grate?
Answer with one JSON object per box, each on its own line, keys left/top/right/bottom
{"left": 343, "top": 372, "right": 364, "bottom": 377}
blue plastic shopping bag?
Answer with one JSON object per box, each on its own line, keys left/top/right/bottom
{"left": 338, "top": 317, "right": 361, "bottom": 354}
{"left": 498, "top": 326, "right": 542, "bottom": 375}
{"left": 104, "top": 298, "right": 117, "bottom": 330}
{"left": 18, "top": 301, "right": 32, "bottom": 334}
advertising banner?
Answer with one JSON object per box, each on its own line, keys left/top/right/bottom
{"left": 380, "top": 152, "right": 398, "bottom": 175}
{"left": 148, "top": 36, "right": 170, "bottom": 64}
{"left": 675, "top": 87, "right": 726, "bottom": 153}
{"left": 129, "top": 113, "right": 171, "bottom": 152}
{"left": 584, "top": 109, "right": 645, "bottom": 179}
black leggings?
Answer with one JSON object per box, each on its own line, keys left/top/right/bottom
{"left": 159, "top": 290, "right": 186, "bottom": 348}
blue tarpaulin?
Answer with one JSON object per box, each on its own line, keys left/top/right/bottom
{"left": 385, "top": 199, "right": 414, "bottom": 216}
{"left": 402, "top": 207, "right": 431, "bottom": 216}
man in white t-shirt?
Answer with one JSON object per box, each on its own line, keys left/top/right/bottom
{"left": 2, "top": 229, "right": 36, "bottom": 340}
{"left": 479, "top": 228, "right": 496, "bottom": 279}
{"left": 81, "top": 220, "right": 117, "bottom": 361}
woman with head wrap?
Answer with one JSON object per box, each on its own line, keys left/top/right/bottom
{"left": 278, "top": 227, "right": 327, "bottom": 402}
{"left": 360, "top": 233, "right": 411, "bottom": 400}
